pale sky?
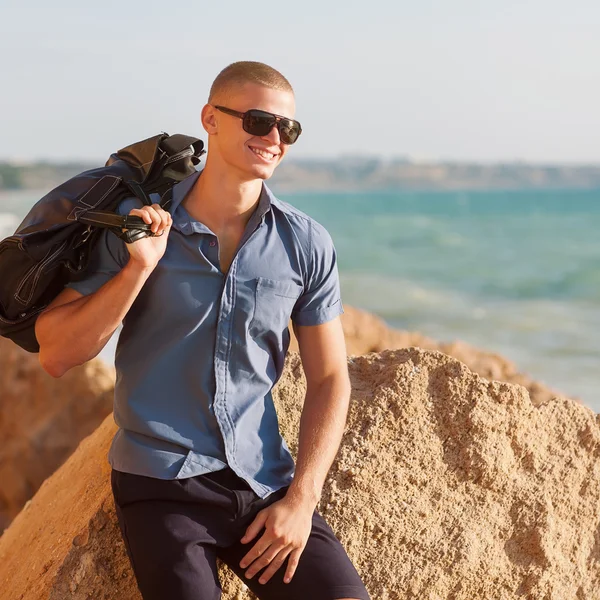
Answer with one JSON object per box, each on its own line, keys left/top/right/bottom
{"left": 1, "top": 0, "right": 599, "bottom": 163}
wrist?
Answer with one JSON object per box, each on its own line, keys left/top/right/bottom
{"left": 124, "top": 258, "right": 157, "bottom": 277}
{"left": 286, "top": 481, "right": 320, "bottom": 509}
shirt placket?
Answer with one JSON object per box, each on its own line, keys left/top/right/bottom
{"left": 212, "top": 214, "right": 266, "bottom": 480}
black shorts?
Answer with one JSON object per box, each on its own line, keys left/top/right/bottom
{"left": 111, "top": 467, "right": 371, "bottom": 600}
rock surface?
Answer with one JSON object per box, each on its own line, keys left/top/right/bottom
{"left": 0, "top": 338, "right": 114, "bottom": 532}
{"left": 0, "top": 304, "right": 581, "bottom": 533}
{"left": 1, "top": 348, "right": 599, "bottom": 600}
{"left": 290, "top": 304, "right": 573, "bottom": 407}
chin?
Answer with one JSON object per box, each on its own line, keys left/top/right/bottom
{"left": 247, "top": 162, "right": 278, "bottom": 181}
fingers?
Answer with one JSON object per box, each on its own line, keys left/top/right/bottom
{"left": 247, "top": 544, "right": 293, "bottom": 584}
{"left": 283, "top": 547, "right": 301, "bottom": 584}
{"left": 241, "top": 510, "right": 268, "bottom": 544}
{"left": 128, "top": 204, "right": 172, "bottom": 234}
{"left": 244, "top": 544, "right": 293, "bottom": 583}
{"left": 240, "top": 530, "right": 271, "bottom": 569}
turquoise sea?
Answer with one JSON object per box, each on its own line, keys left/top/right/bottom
{"left": 2, "top": 187, "right": 599, "bottom": 413}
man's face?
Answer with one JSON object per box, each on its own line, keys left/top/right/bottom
{"left": 204, "top": 82, "right": 296, "bottom": 181}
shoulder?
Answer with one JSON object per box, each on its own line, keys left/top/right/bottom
{"left": 266, "top": 186, "right": 335, "bottom": 253}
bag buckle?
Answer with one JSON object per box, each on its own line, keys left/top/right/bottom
{"left": 74, "top": 225, "right": 93, "bottom": 248}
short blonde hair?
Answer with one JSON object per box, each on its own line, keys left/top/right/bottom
{"left": 208, "top": 61, "right": 294, "bottom": 104}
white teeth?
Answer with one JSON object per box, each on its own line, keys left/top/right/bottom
{"left": 250, "top": 146, "right": 275, "bottom": 159}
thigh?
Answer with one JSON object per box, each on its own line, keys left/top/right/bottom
{"left": 217, "top": 510, "right": 371, "bottom": 600}
{"left": 112, "top": 470, "right": 234, "bottom": 600}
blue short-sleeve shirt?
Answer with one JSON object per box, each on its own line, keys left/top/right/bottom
{"left": 66, "top": 169, "right": 344, "bottom": 498}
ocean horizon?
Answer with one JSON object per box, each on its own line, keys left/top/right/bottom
{"left": 2, "top": 186, "right": 598, "bottom": 413}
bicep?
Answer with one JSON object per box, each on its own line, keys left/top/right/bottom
{"left": 35, "top": 286, "right": 86, "bottom": 348}
{"left": 294, "top": 315, "right": 349, "bottom": 388}
{"left": 44, "top": 286, "right": 85, "bottom": 312}
{"left": 36, "top": 287, "right": 86, "bottom": 337}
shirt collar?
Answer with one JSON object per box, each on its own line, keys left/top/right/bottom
{"left": 165, "top": 169, "right": 272, "bottom": 236}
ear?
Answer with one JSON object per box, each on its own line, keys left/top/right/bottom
{"left": 201, "top": 104, "right": 218, "bottom": 135}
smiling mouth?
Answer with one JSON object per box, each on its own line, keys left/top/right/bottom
{"left": 249, "top": 146, "right": 279, "bottom": 162}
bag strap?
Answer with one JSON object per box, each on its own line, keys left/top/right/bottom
{"left": 160, "top": 134, "right": 204, "bottom": 160}
{"left": 78, "top": 188, "right": 174, "bottom": 244}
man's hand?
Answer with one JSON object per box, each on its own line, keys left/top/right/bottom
{"left": 126, "top": 204, "right": 173, "bottom": 270}
{"left": 239, "top": 495, "right": 315, "bottom": 585}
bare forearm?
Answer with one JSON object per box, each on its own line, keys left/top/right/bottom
{"left": 37, "top": 260, "right": 153, "bottom": 376}
{"left": 286, "top": 375, "right": 351, "bottom": 508}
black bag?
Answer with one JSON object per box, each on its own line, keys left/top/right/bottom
{"left": 0, "top": 132, "right": 205, "bottom": 353}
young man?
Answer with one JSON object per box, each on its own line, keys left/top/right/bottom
{"left": 36, "top": 61, "right": 370, "bottom": 600}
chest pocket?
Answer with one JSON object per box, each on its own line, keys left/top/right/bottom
{"left": 249, "top": 277, "right": 303, "bottom": 337}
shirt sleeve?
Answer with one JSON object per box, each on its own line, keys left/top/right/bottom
{"left": 65, "top": 198, "right": 139, "bottom": 296}
{"left": 291, "top": 220, "right": 344, "bottom": 326}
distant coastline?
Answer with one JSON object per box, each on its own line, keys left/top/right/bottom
{"left": 2, "top": 157, "right": 600, "bottom": 193}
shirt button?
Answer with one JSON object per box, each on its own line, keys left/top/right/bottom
{"left": 209, "top": 240, "right": 216, "bottom": 247}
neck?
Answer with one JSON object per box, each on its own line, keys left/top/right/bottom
{"left": 185, "top": 155, "right": 263, "bottom": 231}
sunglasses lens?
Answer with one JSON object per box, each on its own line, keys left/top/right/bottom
{"left": 278, "top": 120, "right": 301, "bottom": 145}
{"left": 243, "top": 110, "right": 301, "bottom": 145}
{"left": 243, "top": 111, "right": 275, "bottom": 136}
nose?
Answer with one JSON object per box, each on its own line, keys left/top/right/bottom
{"left": 261, "top": 122, "right": 281, "bottom": 146}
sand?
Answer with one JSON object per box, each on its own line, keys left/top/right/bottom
{"left": 1, "top": 347, "right": 598, "bottom": 599}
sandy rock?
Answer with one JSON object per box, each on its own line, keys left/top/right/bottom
{"left": 0, "top": 338, "right": 114, "bottom": 532}
{"left": 0, "top": 304, "right": 570, "bottom": 532}
{"left": 1, "top": 348, "right": 599, "bottom": 599}
{"left": 291, "top": 304, "right": 571, "bottom": 407}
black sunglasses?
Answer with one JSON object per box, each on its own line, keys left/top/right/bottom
{"left": 214, "top": 105, "right": 302, "bottom": 145}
